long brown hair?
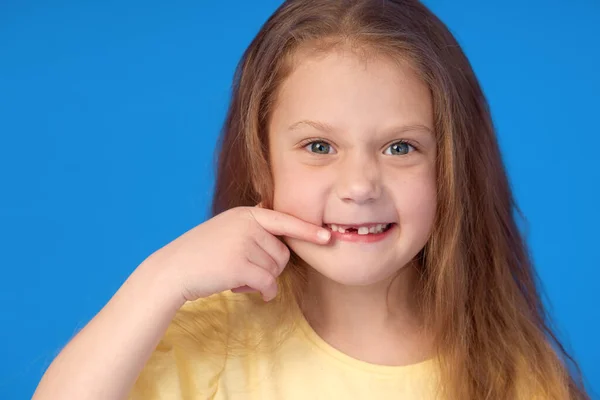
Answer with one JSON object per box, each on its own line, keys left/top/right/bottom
{"left": 210, "top": 1, "right": 590, "bottom": 398}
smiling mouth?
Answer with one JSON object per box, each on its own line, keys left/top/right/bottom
{"left": 323, "top": 223, "right": 394, "bottom": 235}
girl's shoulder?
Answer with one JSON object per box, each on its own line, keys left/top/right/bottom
{"left": 129, "top": 291, "right": 271, "bottom": 400}
{"left": 163, "top": 290, "right": 274, "bottom": 353}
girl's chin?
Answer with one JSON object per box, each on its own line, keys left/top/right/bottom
{"left": 303, "top": 262, "right": 399, "bottom": 287}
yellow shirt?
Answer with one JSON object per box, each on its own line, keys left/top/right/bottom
{"left": 129, "top": 292, "right": 439, "bottom": 400}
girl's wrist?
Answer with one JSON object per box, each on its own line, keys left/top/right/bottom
{"left": 130, "top": 258, "right": 187, "bottom": 314}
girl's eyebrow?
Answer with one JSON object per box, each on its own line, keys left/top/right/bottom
{"left": 287, "top": 119, "right": 336, "bottom": 133}
{"left": 287, "top": 119, "right": 434, "bottom": 136}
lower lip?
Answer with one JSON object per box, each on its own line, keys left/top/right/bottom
{"left": 328, "top": 223, "right": 397, "bottom": 243}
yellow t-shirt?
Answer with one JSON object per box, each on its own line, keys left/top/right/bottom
{"left": 129, "top": 291, "right": 440, "bottom": 400}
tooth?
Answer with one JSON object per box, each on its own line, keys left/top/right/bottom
{"left": 358, "top": 226, "right": 369, "bottom": 235}
{"left": 377, "top": 224, "right": 384, "bottom": 232}
{"left": 369, "top": 226, "right": 376, "bottom": 233}
{"left": 339, "top": 227, "right": 346, "bottom": 233}
{"left": 331, "top": 224, "right": 338, "bottom": 232}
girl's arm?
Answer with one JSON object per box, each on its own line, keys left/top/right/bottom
{"left": 32, "top": 261, "right": 185, "bottom": 400}
{"left": 31, "top": 206, "right": 328, "bottom": 400}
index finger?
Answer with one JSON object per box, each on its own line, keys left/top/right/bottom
{"left": 248, "top": 208, "right": 331, "bottom": 244}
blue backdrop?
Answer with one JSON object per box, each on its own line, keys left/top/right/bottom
{"left": 0, "top": 1, "right": 598, "bottom": 399}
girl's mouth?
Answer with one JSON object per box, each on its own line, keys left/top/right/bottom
{"left": 323, "top": 222, "right": 396, "bottom": 243}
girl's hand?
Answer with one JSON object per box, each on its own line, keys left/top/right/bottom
{"left": 142, "top": 206, "right": 331, "bottom": 304}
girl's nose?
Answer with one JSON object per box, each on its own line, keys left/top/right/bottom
{"left": 335, "top": 155, "right": 382, "bottom": 204}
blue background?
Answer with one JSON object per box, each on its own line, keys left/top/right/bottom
{"left": 1, "top": 1, "right": 598, "bottom": 398}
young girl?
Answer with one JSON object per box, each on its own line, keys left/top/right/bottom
{"left": 32, "top": 1, "right": 590, "bottom": 399}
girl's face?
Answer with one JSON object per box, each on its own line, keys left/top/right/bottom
{"left": 268, "top": 48, "right": 436, "bottom": 286}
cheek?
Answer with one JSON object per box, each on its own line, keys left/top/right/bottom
{"left": 272, "top": 164, "right": 329, "bottom": 225}
{"left": 388, "top": 167, "right": 437, "bottom": 230}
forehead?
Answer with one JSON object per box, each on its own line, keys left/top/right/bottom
{"left": 270, "top": 46, "right": 433, "bottom": 135}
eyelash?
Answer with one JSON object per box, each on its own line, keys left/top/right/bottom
{"left": 298, "top": 138, "right": 419, "bottom": 155}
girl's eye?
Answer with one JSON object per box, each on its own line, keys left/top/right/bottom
{"left": 305, "top": 141, "right": 335, "bottom": 154}
{"left": 384, "top": 141, "right": 415, "bottom": 156}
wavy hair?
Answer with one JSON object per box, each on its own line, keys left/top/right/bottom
{"left": 209, "top": 1, "right": 590, "bottom": 398}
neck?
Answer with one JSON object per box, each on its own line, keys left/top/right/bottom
{"left": 300, "top": 261, "right": 432, "bottom": 365}
{"left": 303, "top": 261, "right": 422, "bottom": 329}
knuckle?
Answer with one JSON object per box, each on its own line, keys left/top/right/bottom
{"left": 240, "top": 248, "right": 252, "bottom": 264}
{"left": 232, "top": 207, "right": 254, "bottom": 226}
{"left": 242, "top": 215, "right": 262, "bottom": 237}
{"left": 279, "top": 241, "right": 291, "bottom": 258}
{"left": 261, "top": 272, "right": 276, "bottom": 288}
{"left": 243, "top": 206, "right": 258, "bottom": 222}
{"left": 235, "top": 259, "right": 251, "bottom": 274}
{"left": 277, "top": 242, "right": 290, "bottom": 264}
{"left": 241, "top": 234, "right": 255, "bottom": 250}
{"left": 249, "top": 221, "right": 263, "bottom": 237}
{"left": 269, "top": 258, "right": 279, "bottom": 275}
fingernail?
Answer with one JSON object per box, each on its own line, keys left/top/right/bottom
{"left": 318, "top": 229, "right": 331, "bottom": 242}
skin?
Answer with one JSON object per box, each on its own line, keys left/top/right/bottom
{"left": 30, "top": 45, "right": 439, "bottom": 400}
{"left": 31, "top": 206, "right": 331, "bottom": 400}
{"left": 269, "top": 45, "right": 438, "bottom": 365}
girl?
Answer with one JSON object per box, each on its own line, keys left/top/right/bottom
{"left": 32, "top": 0, "right": 590, "bottom": 399}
